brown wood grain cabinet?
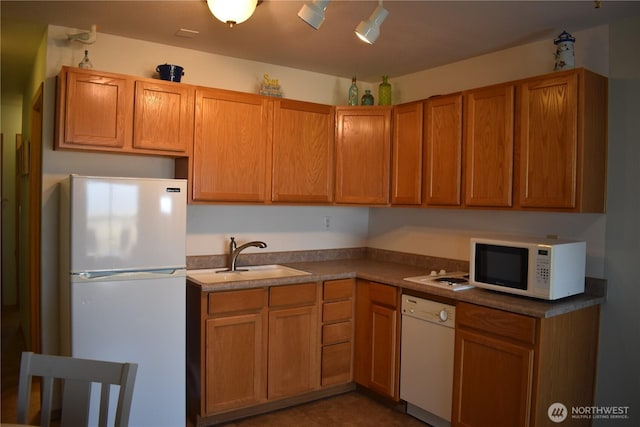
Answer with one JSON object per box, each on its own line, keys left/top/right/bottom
{"left": 391, "top": 101, "right": 423, "bottom": 205}
{"left": 515, "top": 68, "right": 607, "bottom": 212}
{"left": 464, "top": 83, "right": 515, "bottom": 207}
{"left": 55, "top": 66, "right": 191, "bottom": 156}
{"left": 186, "top": 287, "right": 268, "bottom": 418}
{"left": 423, "top": 93, "right": 464, "bottom": 206}
{"left": 272, "top": 99, "right": 335, "bottom": 203}
{"left": 267, "top": 283, "right": 321, "bottom": 399}
{"left": 452, "top": 302, "right": 600, "bottom": 427}
{"left": 188, "top": 281, "right": 324, "bottom": 423}
{"left": 192, "top": 88, "right": 272, "bottom": 203}
{"left": 321, "top": 279, "right": 354, "bottom": 386}
{"left": 335, "top": 106, "right": 392, "bottom": 204}
{"left": 354, "top": 280, "right": 401, "bottom": 400}
{"left": 56, "top": 67, "right": 133, "bottom": 151}
{"left": 133, "top": 79, "right": 194, "bottom": 154}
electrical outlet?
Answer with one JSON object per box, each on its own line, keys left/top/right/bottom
{"left": 323, "top": 216, "right": 331, "bottom": 230}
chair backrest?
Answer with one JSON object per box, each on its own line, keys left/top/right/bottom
{"left": 17, "top": 351, "right": 138, "bottom": 427}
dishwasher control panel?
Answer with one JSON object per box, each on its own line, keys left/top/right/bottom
{"left": 402, "top": 295, "right": 455, "bottom": 328}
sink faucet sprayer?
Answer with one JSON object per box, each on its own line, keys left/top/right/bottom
{"left": 222, "top": 237, "right": 267, "bottom": 272}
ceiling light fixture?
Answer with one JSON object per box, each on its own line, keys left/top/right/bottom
{"left": 355, "top": 1, "right": 389, "bottom": 44}
{"left": 298, "top": 0, "right": 331, "bottom": 30}
{"left": 206, "top": 0, "right": 258, "bottom": 28}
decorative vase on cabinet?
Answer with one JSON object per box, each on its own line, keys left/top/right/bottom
{"left": 361, "top": 90, "right": 374, "bottom": 106}
{"left": 378, "top": 76, "right": 391, "bottom": 105}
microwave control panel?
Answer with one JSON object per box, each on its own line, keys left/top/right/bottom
{"left": 535, "top": 248, "right": 551, "bottom": 286}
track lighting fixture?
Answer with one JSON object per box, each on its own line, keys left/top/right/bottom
{"left": 355, "top": 1, "right": 388, "bottom": 44}
{"left": 207, "top": 0, "right": 258, "bottom": 28}
{"left": 298, "top": 0, "right": 330, "bottom": 30}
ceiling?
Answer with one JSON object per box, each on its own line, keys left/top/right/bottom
{"left": 3, "top": 1, "right": 640, "bottom": 102}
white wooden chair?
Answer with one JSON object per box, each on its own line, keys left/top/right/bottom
{"left": 17, "top": 351, "right": 138, "bottom": 427}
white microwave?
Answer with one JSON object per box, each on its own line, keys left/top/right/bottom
{"left": 470, "top": 236, "right": 586, "bottom": 300}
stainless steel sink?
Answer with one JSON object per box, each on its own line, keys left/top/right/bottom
{"left": 187, "top": 264, "right": 311, "bottom": 284}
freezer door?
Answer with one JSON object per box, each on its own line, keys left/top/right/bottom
{"left": 70, "top": 176, "right": 186, "bottom": 272}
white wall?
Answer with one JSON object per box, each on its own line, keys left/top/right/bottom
{"left": 594, "top": 16, "right": 640, "bottom": 425}
{"left": 392, "top": 25, "right": 608, "bottom": 104}
{"left": 368, "top": 209, "right": 606, "bottom": 277}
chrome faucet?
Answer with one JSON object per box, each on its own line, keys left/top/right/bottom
{"left": 225, "top": 237, "right": 267, "bottom": 272}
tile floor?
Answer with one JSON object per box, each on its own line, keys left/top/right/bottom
{"left": 218, "top": 391, "right": 428, "bottom": 427}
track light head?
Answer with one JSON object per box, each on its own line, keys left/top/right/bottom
{"left": 298, "top": 0, "right": 330, "bottom": 30}
{"left": 355, "top": 3, "right": 389, "bottom": 44}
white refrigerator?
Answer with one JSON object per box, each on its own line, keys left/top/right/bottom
{"left": 60, "top": 175, "right": 187, "bottom": 427}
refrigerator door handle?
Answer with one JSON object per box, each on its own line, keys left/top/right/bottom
{"left": 73, "top": 268, "right": 186, "bottom": 282}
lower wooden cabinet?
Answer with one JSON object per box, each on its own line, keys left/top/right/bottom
{"left": 204, "top": 312, "right": 267, "bottom": 414}
{"left": 187, "top": 281, "right": 326, "bottom": 423}
{"left": 354, "top": 280, "right": 401, "bottom": 400}
{"left": 321, "top": 279, "right": 354, "bottom": 386}
{"left": 268, "top": 283, "right": 320, "bottom": 399}
{"left": 452, "top": 302, "right": 600, "bottom": 427}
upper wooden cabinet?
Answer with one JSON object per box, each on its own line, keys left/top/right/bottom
{"left": 391, "top": 101, "right": 423, "bottom": 205}
{"left": 272, "top": 99, "right": 335, "bottom": 203}
{"left": 55, "top": 66, "right": 190, "bottom": 156}
{"left": 464, "top": 83, "right": 515, "bottom": 207}
{"left": 515, "top": 68, "right": 607, "bottom": 212}
{"left": 423, "top": 93, "right": 464, "bottom": 206}
{"left": 192, "top": 88, "right": 272, "bottom": 203}
{"left": 133, "top": 80, "right": 194, "bottom": 154}
{"left": 56, "top": 67, "right": 133, "bottom": 151}
{"left": 335, "top": 107, "right": 392, "bottom": 204}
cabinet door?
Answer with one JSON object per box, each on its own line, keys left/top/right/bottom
{"left": 272, "top": 99, "right": 335, "bottom": 203}
{"left": 452, "top": 328, "right": 534, "bottom": 427}
{"left": 516, "top": 72, "right": 578, "bottom": 209}
{"left": 205, "top": 313, "right": 266, "bottom": 414}
{"left": 58, "top": 68, "right": 133, "bottom": 149}
{"left": 335, "top": 107, "right": 392, "bottom": 204}
{"left": 423, "top": 94, "right": 463, "bottom": 206}
{"left": 321, "top": 342, "right": 352, "bottom": 386}
{"left": 354, "top": 281, "right": 400, "bottom": 401}
{"left": 391, "top": 102, "right": 423, "bottom": 205}
{"left": 268, "top": 305, "right": 319, "bottom": 399}
{"left": 192, "top": 88, "right": 272, "bottom": 202}
{"left": 133, "top": 80, "right": 193, "bottom": 155}
{"left": 369, "top": 303, "right": 398, "bottom": 398}
{"left": 464, "top": 84, "right": 514, "bottom": 207}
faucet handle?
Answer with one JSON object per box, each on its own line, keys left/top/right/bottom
{"left": 230, "top": 236, "right": 237, "bottom": 250}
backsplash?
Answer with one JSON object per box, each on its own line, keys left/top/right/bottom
{"left": 186, "top": 247, "right": 468, "bottom": 272}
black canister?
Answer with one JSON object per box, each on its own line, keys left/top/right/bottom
{"left": 156, "top": 64, "right": 184, "bottom": 82}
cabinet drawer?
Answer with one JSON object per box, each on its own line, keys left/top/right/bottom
{"left": 269, "top": 283, "right": 317, "bottom": 307}
{"left": 321, "top": 342, "right": 352, "bottom": 386}
{"left": 208, "top": 288, "right": 265, "bottom": 314}
{"left": 322, "top": 321, "right": 352, "bottom": 345}
{"left": 323, "top": 300, "right": 353, "bottom": 323}
{"left": 457, "top": 302, "right": 537, "bottom": 345}
{"left": 368, "top": 282, "right": 397, "bottom": 307}
{"left": 323, "top": 279, "right": 354, "bottom": 300}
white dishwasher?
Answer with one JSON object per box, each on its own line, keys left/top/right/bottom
{"left": 400, "top": 294, "right": 455, "bottom": 427}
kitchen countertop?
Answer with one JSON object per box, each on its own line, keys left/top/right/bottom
{"left": 187, "top": 258, "right": 606, "bottom": 319}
